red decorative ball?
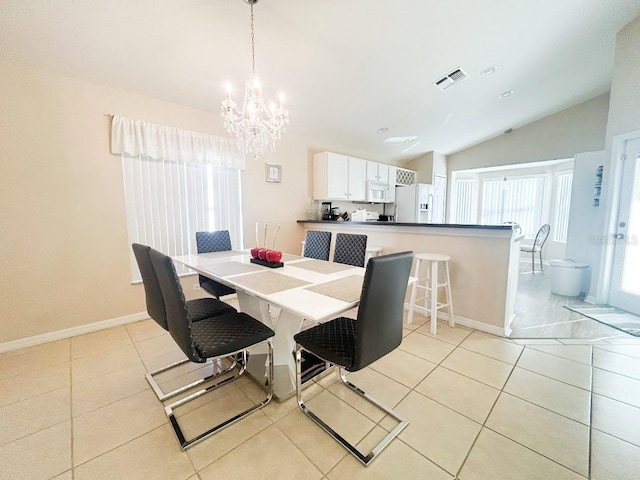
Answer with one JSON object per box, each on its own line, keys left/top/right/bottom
{"left": 266, "top": 250, "right": 282, "bottom": 263}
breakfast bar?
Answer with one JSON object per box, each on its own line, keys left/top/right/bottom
{"left": 298, "top": 220, "right": 521, "bottom": 337}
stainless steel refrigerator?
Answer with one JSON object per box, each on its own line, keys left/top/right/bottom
{"left": 395, "top": 184, "right": 434, "bottom": 223}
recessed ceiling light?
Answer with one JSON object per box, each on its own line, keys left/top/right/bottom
{"left": 377, "top": 127, "right": 388, "bottom": 133}
{"left": 499, "top": 89, "right": 514, "bottom": 98}
{"left": 480, "top": 66, "right": 497, "bottom": 77}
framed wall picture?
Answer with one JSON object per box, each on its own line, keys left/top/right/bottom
{"left": 265, "top": 163, "right": 282, "bottom": 183}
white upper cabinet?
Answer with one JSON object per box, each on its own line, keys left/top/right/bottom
{"left": 313, "top": 152, "right": 366, "bottom": 201}
{"left": 366, "top": 161, "right": 390, "bottom": 183}
{"left": 347, "top": 157, "right": 366, "bottom": 200}
{"left": 387, "top": 166, "right": 397, "bottom": 202}
{"left": 325, "top": 153, "right": 348, "bottom": 199}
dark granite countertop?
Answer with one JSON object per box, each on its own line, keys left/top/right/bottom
{"left": 297, "top": 220, "right": 513, "bottom": 230}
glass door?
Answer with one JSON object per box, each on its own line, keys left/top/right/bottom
{"left": 609, "top": 137, "right": 640, "bottom": 314}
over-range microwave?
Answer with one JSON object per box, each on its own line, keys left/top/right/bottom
{"left": 366, "top": 181, "right": 391, "bottom": 203}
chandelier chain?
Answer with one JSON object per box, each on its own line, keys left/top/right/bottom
{"left": 250, "top": 4, "right": 255, "bottom": 76}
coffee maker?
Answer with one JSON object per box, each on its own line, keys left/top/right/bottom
{"left": 321, "top": 202, "right": 332, "bottom": 220}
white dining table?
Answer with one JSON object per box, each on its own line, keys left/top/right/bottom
{"left": 173, "top": 250, "right": 368, "bottom": 401}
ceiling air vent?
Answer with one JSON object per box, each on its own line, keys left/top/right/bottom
{"left": 434, "top": 67, "right": 468, "bottom": 91}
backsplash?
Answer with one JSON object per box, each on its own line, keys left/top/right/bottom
{"left": 304, "top": 199, "right": 385, "bottom": 220}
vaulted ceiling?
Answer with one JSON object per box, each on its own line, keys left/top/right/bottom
{"left": 2, "top": 0, "right": 640, "bottom": 160}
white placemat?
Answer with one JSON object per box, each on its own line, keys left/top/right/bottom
{"left": 291, "top": 259, "right": 355, "bottom": 275}
{"left": 304, "top": 275, "right": 363, "bottom": 303}
{"left": 231, "top": 270, "right": 311, "bottom": 295}
{"left": 201, "top": 261, "right": 262, "bottom": 277}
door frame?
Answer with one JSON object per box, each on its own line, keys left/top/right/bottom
{"left": 595, "top": 129, "right": 640, "bottom": 305}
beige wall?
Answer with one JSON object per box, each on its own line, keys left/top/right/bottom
{"left": 447, "top": 94, "right": 610, "bottom": 173}
{"left": 404, "top": 151, "right": 447, "bottom": 184}
{"left": 605, "top": 16, "right": 640, "bottom": 143}
{"left": 0, "top": 63, "right": 313, "bottom": 343}
{"left": 590, "top": 15, "right": 640, "bottom": 299}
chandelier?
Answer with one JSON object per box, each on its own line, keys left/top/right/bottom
{"left": 221, "top": 0, "right": 289, "bottom": 160}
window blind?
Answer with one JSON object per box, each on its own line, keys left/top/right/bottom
{"left": 122, "top": 154, "right": 243, "bottom": 282}
{"left": 452, "top": 178, "right": 477, "bottom": 224}
{"left": 553, "top": 171, "right": 573, "bottom": 242}
{"left": 481, "top": 175, "right": 546, "bottom": 237}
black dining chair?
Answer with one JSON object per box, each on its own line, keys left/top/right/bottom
{"left": 294, "top": 251, "right": 414, "bottom": 466}
{"left": 303, "top": 230, "right": 332, "bottom": 261}
{"left": 195, "top": 230, "right": 237, "bottom": 298}
{"left": 149, "top": 249, "right": 275, "bottom": 450}
{"left": 333, "top": 233, "right": 368, "bottom": 267}
{"left": 520, "top": 224, "right": 551, "bottom": 272}
{"left": 132, "top": 243, "right": 238, "bottom": 401}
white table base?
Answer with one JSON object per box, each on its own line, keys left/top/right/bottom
{"left": 236, "top": 291, "right": 305, "bottom": 401}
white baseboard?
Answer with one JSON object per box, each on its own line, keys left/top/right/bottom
{"left": 404, "top": 304, "right": 508, "bottom": 337}
{"left": 0, "top": 311, "right": 149, "bottom": 353}
{"left": 584, "top": 295, "right": 599, "bottom": 305}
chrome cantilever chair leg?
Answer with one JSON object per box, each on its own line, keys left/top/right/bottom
{"left": 165, "top": 343, "right": 273, "bottom": 450}
{"left": 294, "top": 345, "right": 409, "bottom": 466}
{"left": 145, "top": 357, "right": 238, "bottom": 402}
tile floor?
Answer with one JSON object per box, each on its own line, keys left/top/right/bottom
{"left": 2, "top": 308, "right": 640, "bottom": 479}
{"left": 510, "top": 267, "right": 637, "bottom": 339}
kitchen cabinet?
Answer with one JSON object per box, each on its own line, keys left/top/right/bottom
{"left": 387, "top": 166, "right": 397, "bottom": 202}
{"left": 366, "top": 161, "right": 390, "bottom": 183}
{"left": 313, "top": 152, "right": 366, "bottom": 201}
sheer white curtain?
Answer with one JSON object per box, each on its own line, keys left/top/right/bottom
{"left": 112, "top": 116, "right": 244, "bottom": 281}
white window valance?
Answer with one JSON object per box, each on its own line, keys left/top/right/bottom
{"left": 110, "top": 115, "right": 245, "bottom": 169}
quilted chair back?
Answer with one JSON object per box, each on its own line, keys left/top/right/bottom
{"left": 132, "top": 243, "right": 168, "bottom": 330}
{"left": 303, "top": 231, "right": 332, "bottom": 261}
{"left": 353, "top": 251, "right": 413, "bottom": 371}
{"left": 196, "top": 231, "right": 232, "bottom": 253}
{"left": 333, "top": 233, "right": 368, "bottom": 267}
{"left": 149, "top": 249, "right": 204, "bottom": 363}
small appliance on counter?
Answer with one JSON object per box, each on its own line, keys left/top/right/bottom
{"left": 378, "top": 203, "right": 396, "bottom": 222}
{"left": 321, "top": 202, "right": 332, "bottom": 220}
{"left": 351, "top": 209, "right": 367, "bottom": 222}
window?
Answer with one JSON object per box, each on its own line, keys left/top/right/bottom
{"left": 481, "top": 175, "right": 546, "bottom": 237}
{"left": 122, "top": 154, "right": 243, "bottom": 281}
{"left": 553, "top": 170, "right": 573, "bottom": 242}
{"left": 451, "top": 178, "right": 477, "bottom": 224}
{"left": 111, "top": 115, "right": 245, "bottom": 283}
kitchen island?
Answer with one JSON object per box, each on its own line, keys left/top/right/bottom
{"left": 297, "top": 220, "right": 521, "bottom": 337}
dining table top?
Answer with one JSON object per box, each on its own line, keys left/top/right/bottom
{"left": 173, "top": 251, "right": 367, "bottom": 322}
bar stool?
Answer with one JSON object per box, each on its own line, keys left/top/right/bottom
{"left": 407, "top": 253, "right": 454, "bottom": 334}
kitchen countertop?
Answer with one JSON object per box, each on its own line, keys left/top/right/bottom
{"left": 297, "top": 220, "right": 513, "bottom": 230}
